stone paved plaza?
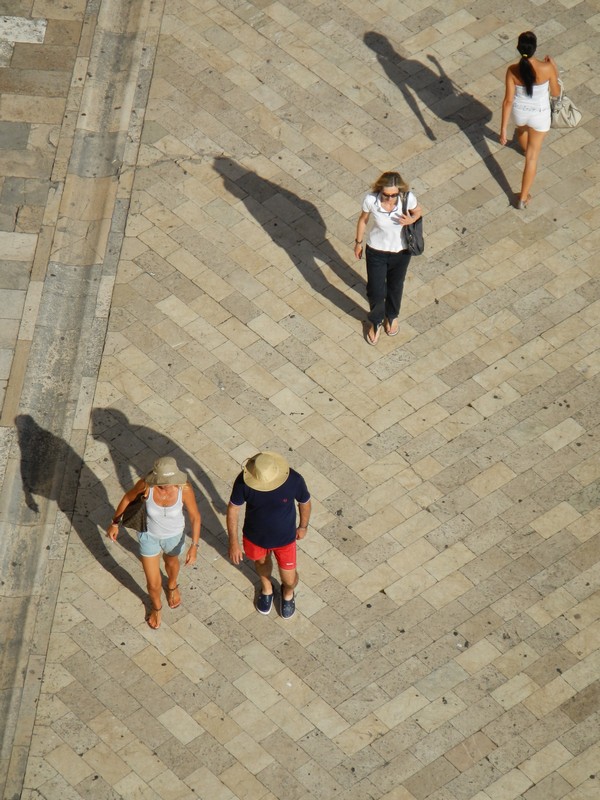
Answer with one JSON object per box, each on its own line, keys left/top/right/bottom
{"left": 1, "top": 0, "right": 599, "bottom": 798}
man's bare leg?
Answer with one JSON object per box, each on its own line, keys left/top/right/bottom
{"left": 255, "top": 554, "right": 274, "bottom": 595}
{"left": 279, "top": 567, "right": 297, "bottom": 601}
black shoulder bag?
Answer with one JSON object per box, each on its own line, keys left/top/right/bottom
{"left": 402, "top": 193, "right": 424, "bottom": 256}
{"left": 121, "top": 490, "right": 148, "bottom": 532}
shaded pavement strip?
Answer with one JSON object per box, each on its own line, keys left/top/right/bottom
{"left": 0, "top": 0, "right": 164, "bottom": 796}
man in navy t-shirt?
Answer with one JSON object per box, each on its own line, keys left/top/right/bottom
{"left": 227, "top": 452, "right": 311, "bottom": 619}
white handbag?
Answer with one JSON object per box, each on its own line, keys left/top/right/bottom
{"left": 551, "top": 78, "right": 582, "bottom": 128}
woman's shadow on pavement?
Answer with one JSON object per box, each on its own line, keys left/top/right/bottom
{"left": 90, "top": 407, "right": 230, "bottom": 558}
{"left": 213, "top": 156, "right": 365, "bottom": 319}
{"left": 91, "top": 407, "right": 258, "bottom": 593}
{"left": 15, "top": 413, "right": 147, "bottom": 602}
{"left": 364, "top": 32, "right": 513, "bottom": 200}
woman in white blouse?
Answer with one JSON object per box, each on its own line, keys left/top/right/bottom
{"left": 354, "top": 171, "right": 422, "bottom": 344}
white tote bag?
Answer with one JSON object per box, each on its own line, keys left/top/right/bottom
{"left": 551, "top": 78, "right": 582, "bottom": 128}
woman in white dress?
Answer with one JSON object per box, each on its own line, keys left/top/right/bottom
{"left": 500, "top": 31, "right": 559, "bottom": 209}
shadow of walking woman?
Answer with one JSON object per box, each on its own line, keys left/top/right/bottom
{"left": 90, "top": 407, "right": 227, "bottom": 555}
{"left": 15, "top": 413, "right": 146, "bottom": 601}
{"left": 213, "top": 156, "right": 365, "bottom": 319}
{"left": 364, "top": 32, "right": 513, "bottom": 200}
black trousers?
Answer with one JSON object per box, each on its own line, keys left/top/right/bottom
{"left": 365, "top": 245, "right": 411, "bottom": 326}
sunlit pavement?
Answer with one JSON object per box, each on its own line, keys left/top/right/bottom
{"left": 1, "top": 1, "right": 599, "bottom": 798}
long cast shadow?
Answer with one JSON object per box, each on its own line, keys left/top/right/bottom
{"left": 16, "top": 414, "right": 146, "bottom": 602}
{"left": 90, "top": 407, "right": 227, "bottom": 558}
{"left": 213, "top": 156, "right": 365, "bottom": 319}
{"left": 365, "top": 32, "right": 513, "bottom": 200}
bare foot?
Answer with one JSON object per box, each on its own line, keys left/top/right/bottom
{"left": 166, "top": 585, "right": 181, "bottom": 609}
{"left": 384, "top": 318, "right": 399, "bottom": 336}
{"left": 366, "top": 323, "right": 381, "bottom": 345}
{"left": 147, "top": 606, "right": 162, "bottom": 629}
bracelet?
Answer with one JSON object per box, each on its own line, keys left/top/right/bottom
{"left": 297, "top": 526, "right": 308, "bottom": 530}
{"left": 190, "top": 542, "right": 199, "bottom": 547}
{"left": 111, "top": 518, "right": 121, "bottom": 525}
{"left": 355, "top": 240, "right": 363, "bottom": 245}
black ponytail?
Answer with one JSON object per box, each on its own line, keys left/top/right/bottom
{"left": 517, "top": 31, "right": 537, "bottom": 97}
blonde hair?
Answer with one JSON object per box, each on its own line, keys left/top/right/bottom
{"left": 371, "top": 171, "right": 409, "bottom": 194}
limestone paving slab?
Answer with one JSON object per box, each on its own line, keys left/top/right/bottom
{"left": 2, "top": 0, "right": 600, "bottom": 799}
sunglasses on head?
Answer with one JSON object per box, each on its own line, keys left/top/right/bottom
{"left": 381, "top": 191, "right": 400, "bottom": 198}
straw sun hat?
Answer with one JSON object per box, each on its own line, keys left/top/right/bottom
{"left": 242, "top": 452, "right": 290, "bottom": 491}
{"left": 146, "top": 457, "right": 187, "bottom": 486}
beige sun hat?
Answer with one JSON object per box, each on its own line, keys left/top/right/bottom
{"left": 242, "top": 452, "right": 289, "bottom": 491}
{"left": 146, "top": 456, "right": 187, "bottom": 486}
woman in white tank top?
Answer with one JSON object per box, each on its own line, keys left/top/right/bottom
{"left": 500, "top": 31, "right": 560, "bottom": 209}
{"left": 107, "top": 457, "right": 201, "bottom": 629}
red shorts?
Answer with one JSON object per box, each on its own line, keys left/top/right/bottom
{"left": 243, "top": 536, "right": 296, "bottom": 570}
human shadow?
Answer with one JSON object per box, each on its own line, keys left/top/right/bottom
{"left": 15, "top": 413, "right": 146, "bottom": 602}
{"left": 364, "top": 32, "right": 513, "bottom": 199}
{"left": 90, "top": 407, "right": 228, "bottom": 558}
{"left": 213, "top": 156, "right": 365, "bottom": 319}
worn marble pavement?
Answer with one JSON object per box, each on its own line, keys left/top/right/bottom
{"left": 1, "top": 0, "right": 599, "bottom": 798}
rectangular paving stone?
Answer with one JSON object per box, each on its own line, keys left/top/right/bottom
{"left": 0, "top": 67, "right": 71, "bottom": 95}
{"left": 0, "top": 120, "right": 30, "bottom": 149}
{"left": 403, "top": 756, "right": 460, "bottom": 800}
{"left": 11, "top": 41, "right": 77, "bottom": 69}
{"left": 45, "top": 743, "right": 94, "bottom": 786}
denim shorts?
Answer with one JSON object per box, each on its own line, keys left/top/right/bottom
{"left": 138, "top": 531, "right": 185, "bottom": 558}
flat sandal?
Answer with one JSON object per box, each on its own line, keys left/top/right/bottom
{"left": 366, "top": 323, "right": 381, "bottom": 345}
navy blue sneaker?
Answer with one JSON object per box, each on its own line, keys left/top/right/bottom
{"left": 256, "top": 593, "right": 274, "bottom": 615}
{"left": 281, "top": 593, "right": 296, "bottom": 619}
